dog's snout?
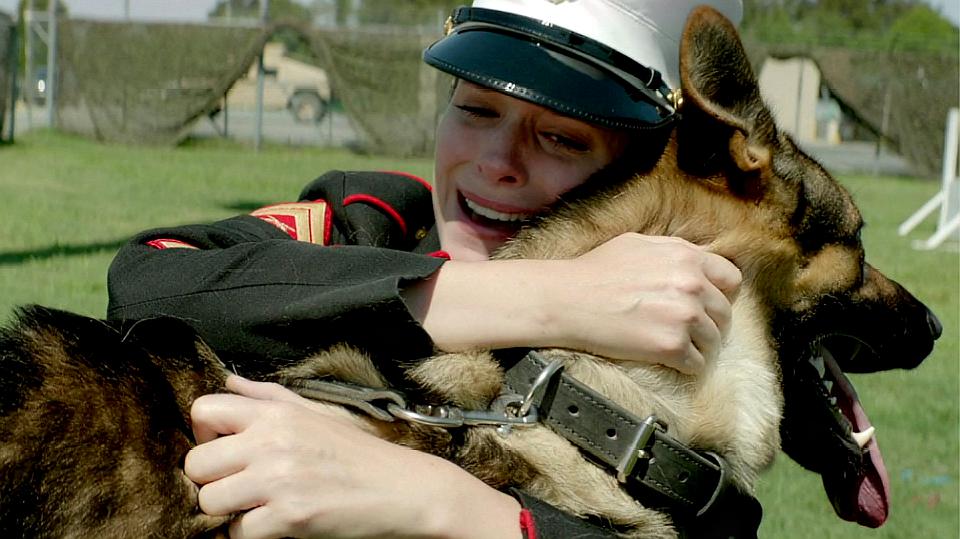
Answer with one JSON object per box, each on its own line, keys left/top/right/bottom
{"left": 926, "top": 308, "right": 943, "bottom": 340}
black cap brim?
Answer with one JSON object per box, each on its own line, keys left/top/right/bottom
{"left": 424, "top": 26, "right": 675, "bottom": 131}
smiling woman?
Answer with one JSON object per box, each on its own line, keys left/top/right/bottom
{"left": 433, "top": 81, "right": 629, "bottom": 260}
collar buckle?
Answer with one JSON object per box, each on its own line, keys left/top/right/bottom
{"left": 615, "top": 415, "right": 667, "bottom": 483}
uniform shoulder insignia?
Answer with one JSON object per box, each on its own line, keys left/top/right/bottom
{"left": 145, "top": 238, "right": 199, "bottom": 250}
{"left": 250, "top": 200, "right": 332, "bottom": 245}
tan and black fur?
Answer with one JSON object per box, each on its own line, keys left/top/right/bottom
{"left": 0, "top": 7, "right": 940, "bottom": 539}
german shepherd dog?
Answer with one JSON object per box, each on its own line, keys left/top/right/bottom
{"left": 0, "top": 7, "right": 941, "bottom": 539}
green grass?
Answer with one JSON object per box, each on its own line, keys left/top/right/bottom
{"left": 0, "top": 131, "right": 433, "bottom": 317}
{"left": 1, "top": 131, "right": 957, "bottom": 537}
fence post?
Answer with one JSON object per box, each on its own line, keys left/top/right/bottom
{"left": 45, "top": 0, "right": 56, "bottom": 129}
{"left": 254, "top": 0, "right": 269, "bottom": 152}
{"left": 5, "top": 19, "right": 19, "bottom": 142}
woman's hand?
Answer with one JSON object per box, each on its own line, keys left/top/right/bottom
{"left": 547, "top": 233, "right": 741, "bottom": 374}
{"left": 405, "top": 233, "right": 740, "bottom": 374}
{"left": 185, "top": 376, "right": 522, "bottom": 539}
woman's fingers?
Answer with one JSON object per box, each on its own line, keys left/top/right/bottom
{"left": 226, "top": 375, "right": 303, "bottom": 404}
{"left": 196, "top": 468, "right": 265, "bottom": 517}
{"left": 185, "top": 432, "right": 250, "bottom": 485}
{"left": 190, "top": 393, "right": 260, "bottom": 444}
{"left": 701, "top": 250, "right": 742, "bottom": 300}
{"left": 699, "top": 267, "right": 735, "bottom": 339}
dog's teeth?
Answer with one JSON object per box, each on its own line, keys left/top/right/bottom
{"left": 828, "top": 396, "right": 838, "bottom": 407}
{"left": 809, "top": 355, "right": 826, "bottom": 378}
{"left": 852, "top": 426, "right": 876, "bottom": 448}
{"left": 822, "top": 379, "right": 834, "bottom": 393}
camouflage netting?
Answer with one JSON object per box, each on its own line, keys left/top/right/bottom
{"left": 745, "top": 41, "right": 960, "bottom": 177}
{"left": 51, "top": 18, "right": 960, "bottom": 170}
{"left": 56, "top": 20, "right": 264, "bottom": 146}
{"left": 0, "top": 11, "right": 14, "bottom": 141}
{"left": 301, "top": 24, "right": 449, "bottom": 157}
{"left": 55, "top": 18, "right": 448, "bottom": 156}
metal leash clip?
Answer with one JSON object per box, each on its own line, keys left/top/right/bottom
{"left": 385, "top": 357, "right": 567, "bottom": 431}
{"left": 386, "top": 393, "right": 539, "bottom": 429}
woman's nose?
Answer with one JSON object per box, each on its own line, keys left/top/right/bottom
{"left": 477, "top": 125, "right": 528, "bottom": 186}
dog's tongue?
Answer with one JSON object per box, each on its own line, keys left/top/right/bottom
{"left": 822, "top": 348, "right": 890, "bottom": 527}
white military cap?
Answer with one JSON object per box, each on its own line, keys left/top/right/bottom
{"left": 423, "top": 0, "right": 743, "bottom": 130}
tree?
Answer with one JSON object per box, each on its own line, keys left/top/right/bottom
{"left": 17, "top": 0, "right": 68, "bottom": 17}
{"left": 886, "top": 4, "right": 960, "bottom": 53}
{"left": 741, "top": 0, "right": 956, "bottom": 52}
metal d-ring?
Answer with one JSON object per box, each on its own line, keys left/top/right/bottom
{"left": 517, "top": 356, "right": 565, "bottom": 419}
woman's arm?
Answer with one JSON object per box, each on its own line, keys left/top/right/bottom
{"left": 404, "top": 233, "right": 741, "bottom": 374}
{"left": 186, "top": 377, "right": 619, "bottom": 539}
{"left": 107, "top": 216, "right": 446, "bottom": 377}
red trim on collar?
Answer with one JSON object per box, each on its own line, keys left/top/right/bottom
{"left": 318, "top": 199, "right": 333, "bottom": 245}
{"left": 343, "top": 194, "right": 408, "bottom": 236}
{"left": 381, "top": 170, "right": 433, "bottom": 191}
{"left": 519, "top": 508, "right": 537, "bottom": 539}
{"left": 426, "top": 250, "right": 450, "bottom": 260}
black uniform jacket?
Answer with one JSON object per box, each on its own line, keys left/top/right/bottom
{"left": 107, "top": 170, "right": 619, "bottom": 538}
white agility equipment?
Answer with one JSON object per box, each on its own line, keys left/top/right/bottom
{"left": 898, "top": 107, "right": 960, "bottom": 250}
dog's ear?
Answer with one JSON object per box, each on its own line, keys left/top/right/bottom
{"left": 677, "top": 6, "right": 776, "bottom": 187}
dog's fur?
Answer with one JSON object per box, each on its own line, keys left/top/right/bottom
{"left": 0, "top": 7, "right": 940, "bottom": 539}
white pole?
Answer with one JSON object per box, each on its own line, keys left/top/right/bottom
{"left": 938, "top": 108, "right": 959, "bottom": 232}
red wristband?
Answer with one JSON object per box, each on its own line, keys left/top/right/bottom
{"left": 519, "top": 508, "right": 537, "bottom": 539}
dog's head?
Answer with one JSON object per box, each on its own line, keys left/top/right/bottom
{"left": 672, "top": 6, "right": 942, "bottom": 528}
{"left": 500, "top": 5, "right": 940, "bottom": 528}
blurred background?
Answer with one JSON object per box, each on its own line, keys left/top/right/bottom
{"left": 0, "top": 0, "right": 956, "bottom": 174}
{"left": 0, "top": 2, "right": 957, "bottom": 539}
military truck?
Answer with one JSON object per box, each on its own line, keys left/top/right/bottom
{"left": 227, "top": 42, "right": 332, "bottom": 123}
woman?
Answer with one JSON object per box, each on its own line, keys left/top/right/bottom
{"left": 108, "top": 1, "right": 744, "bottom": 537}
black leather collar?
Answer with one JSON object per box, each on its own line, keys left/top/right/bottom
{"left": 503, "top": 351, "right": 763, "bottom": 538}
{"left": 289, "top": 349, "right": 763, "bottom": 537}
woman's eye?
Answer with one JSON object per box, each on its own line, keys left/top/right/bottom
{"left": 542, "top": 132, "right": 589, "bottom": 153}
{"left": 456, "top": 105, "right": 497, "bottom": 118}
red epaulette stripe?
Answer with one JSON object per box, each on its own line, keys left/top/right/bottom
{"left": 145, "top": 238, "right": 199, "bottom": 250}
{"left": 343, "top": 194, "right": 408, "bottom": 236}
{"left": 427, "top": 250, "right": 451, "bottom": 260}
{"left": 519, "top": 508, "right": 537, "bottom": 539}
{"left": 381, "top": 170, "right": 432, "bottom": 191}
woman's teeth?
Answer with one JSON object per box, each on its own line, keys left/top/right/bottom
{"left": 465, "top": 198, "right": 533, "bottom": 222}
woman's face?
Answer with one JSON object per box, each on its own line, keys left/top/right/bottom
{"left": 434, "top": 81, "right": 628, "bottom": 261}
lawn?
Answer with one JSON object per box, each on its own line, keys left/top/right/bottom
{"left": 1, "top": 131, "right": 957, "bottom": 537}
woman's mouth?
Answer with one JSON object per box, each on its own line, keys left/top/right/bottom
{"left": 463, "top": 197, "right": 535, "bottom": 222}
{"left": 457, "top": 192, "right": 538, "bottom": 237}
